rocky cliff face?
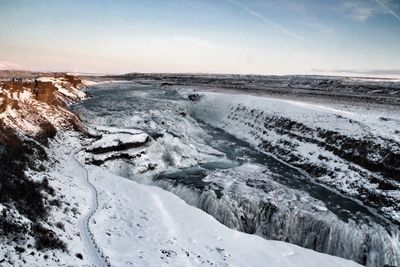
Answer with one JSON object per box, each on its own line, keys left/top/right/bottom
{"left": 0, "top": 74, "right": 86, "bottom": 143}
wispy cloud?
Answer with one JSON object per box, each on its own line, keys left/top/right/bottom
{"left": 172, "top": 36, "right": 243, "bottom": 53}
{"left": 0, "top": 61, "right": 22, "bottom": 70}
{"left": 295, "top": 21, "right": 332, "bottom": 35}
{"left": 342, "top": 1, "right": 375, "bottom": 21}
{"left": 375, "top": 0, "right": 400, "bottom": 21}
{"left": 227, "top": 0, "right": 309, "bottom": 43}
{"left": 342, "top": 0, "right": 400, "bottom": 22}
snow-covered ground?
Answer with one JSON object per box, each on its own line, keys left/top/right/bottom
{"left": 1, "top": 130, "right": 363, "bottom": 266}
{"left": 87, "top": 164, "right": 361, "bottom": 267}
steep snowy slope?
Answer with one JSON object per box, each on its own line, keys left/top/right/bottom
{"left": 189, "top": 92, "right": 400, "bottom": 224}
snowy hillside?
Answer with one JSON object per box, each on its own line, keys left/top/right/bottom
{"left": 0, "top": 76, "right": 367, "bottom": 267}
{"left": 189, "top": 92, "right": 400, "bottom": 224}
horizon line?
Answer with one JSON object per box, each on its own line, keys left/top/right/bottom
{"left": 2, "top": 68, "right": 400, "bottom": 80}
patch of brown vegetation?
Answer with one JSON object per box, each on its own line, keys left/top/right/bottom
{"left": 1, "top": 80, "right": 63, "bottom": 108}
{"left": 0, "top": 96, "right": 19, "bottom": 112}
{"left": 34, "top": 82, "right": 61, "bottom": 106}
{"left": 0, "top": 82, "right": 26, "bottom": 112}
{"left": 57, "top": 74, "right": 82, "bottom": 88}
{"left": 36, "top": 120, "right": 58, "bottom": 145}
{"left": 0, "top": 121, "right": 22, "bottom": 148}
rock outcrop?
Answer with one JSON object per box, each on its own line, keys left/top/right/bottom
{"left": 0, "top": 74, "right": 86, "bottom": 143}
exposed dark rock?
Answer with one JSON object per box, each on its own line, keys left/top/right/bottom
{"left": 160, "top": 82, "right": 173, "bottom": 87}
{"left": 89, "top": 151, "right": 146, "bottom": 166}
{"left": 86, "top": 136, "right": 150, "bottom": 154}
{"left": 188, "top": 94, "right": 203, "bottom": 102}
{"left": 149, "top": 132, "right": 164, "bottom": 140}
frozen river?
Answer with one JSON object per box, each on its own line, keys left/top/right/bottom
{"left": 73, "top": 80, "right": 400, "bottom": 267}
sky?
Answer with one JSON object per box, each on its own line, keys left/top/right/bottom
{"left": 0, "top": 0, "right": 400, "bottom": 75}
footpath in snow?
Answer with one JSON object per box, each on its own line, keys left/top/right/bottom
{"left": 72, "top": 148, "right": 111, "bottom": 267}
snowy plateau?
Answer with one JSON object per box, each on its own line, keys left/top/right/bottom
{"left": 0, "top": 73, "right": 399, "bottom": 267}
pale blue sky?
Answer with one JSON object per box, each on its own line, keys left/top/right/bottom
{"left": 0, "top": 0, "right": 399, "bottom": 75}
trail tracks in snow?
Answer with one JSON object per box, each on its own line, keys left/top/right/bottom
{"left": 73, "top": 147, "right": 112, "bottom": 267}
